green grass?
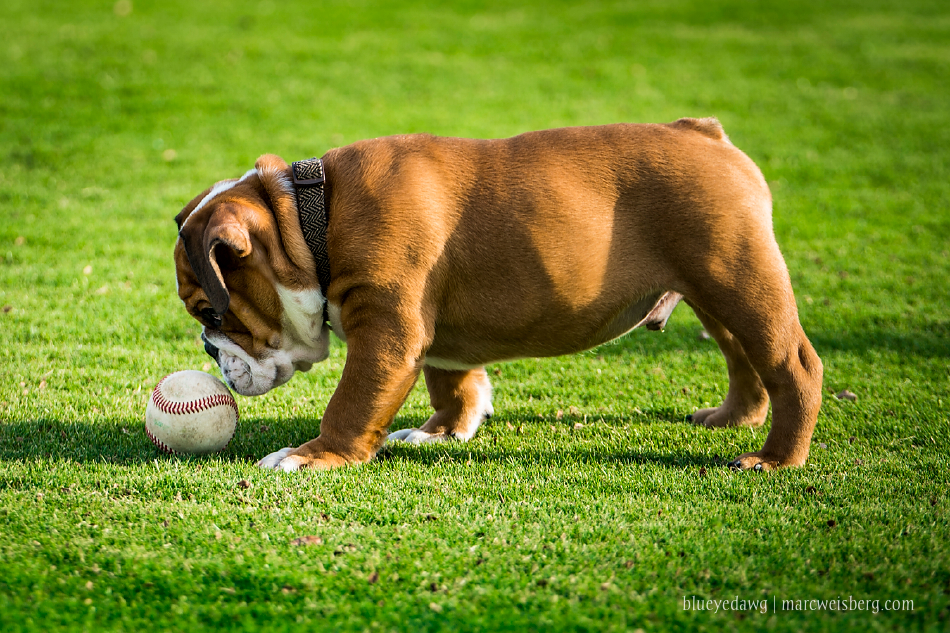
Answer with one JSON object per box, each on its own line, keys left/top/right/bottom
{"left": 1, "top": 0, "right": 949, "bottom": 630}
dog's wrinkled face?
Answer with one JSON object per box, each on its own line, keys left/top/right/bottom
{"left": 174, "top": 161, "right": 330, "bottom": 396}
{"left": 191, "top": 283, "right": 331, "bottom": 397}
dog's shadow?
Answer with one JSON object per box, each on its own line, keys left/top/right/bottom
{"left": 376, "top": 443, "right": 730, "bottom": 470}
{"left": 379, "top": 410, "right": 732, "bottom": 470}
{"left": 0, "top": 410, "right": 729, "bottom": 469}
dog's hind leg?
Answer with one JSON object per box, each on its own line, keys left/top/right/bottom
{"left": 388, "top": 366, "right": 493, "bottom": 444}
{"left": 683, "top": 251, "right": 823, "bottom": 470}
{"left": 686, "top": 303, "right": 770, "bottom": 429}
{"left": 726, "top": 315, "right": 823, "bottom": 470}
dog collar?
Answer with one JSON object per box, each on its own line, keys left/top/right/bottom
{"left": 291, "top": 158, "right": 332, "bottom": 308}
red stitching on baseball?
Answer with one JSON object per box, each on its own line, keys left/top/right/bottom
{"left": 151, "top": 374, "right": 239, "bottom": 421}
{"left": 145, "top": 423, "right": 175, "bottom": 454}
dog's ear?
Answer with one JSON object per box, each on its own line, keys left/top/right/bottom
{"left": 179, "top": 204, "right": 252, "bottom": 316}
{"left": 175, "top": 186, "right": 213, "bottom": 232}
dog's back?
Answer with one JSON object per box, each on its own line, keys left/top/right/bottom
{"left": 322, "top": 121, "right": 772, "bottom": 364}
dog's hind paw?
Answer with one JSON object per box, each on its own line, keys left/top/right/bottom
{"left": 728, "top": 455, "right": 777, "bottom": 471}
{"left": 728, "top": 450, "right": 806, "bottom": 471}
{"left": 689, "top": 402, "right": 768, "bottom": 428}
{"left": 387, "top": 428, "right": 449, "bottom": 445}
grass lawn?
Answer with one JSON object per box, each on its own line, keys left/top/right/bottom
{"left": 1, "top": 0, "right": 948, "bottom": 630}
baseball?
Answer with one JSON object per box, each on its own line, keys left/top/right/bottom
{"left": 145, "top": 370, "right": 239, "bottom": 454}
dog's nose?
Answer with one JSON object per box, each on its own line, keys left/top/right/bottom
{"left": 201, "top": 334, "right": 220, "bottom": 362}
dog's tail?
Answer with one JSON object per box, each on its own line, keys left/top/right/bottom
{"left": 669, "top": 117, "right": 730, "bottom": 144}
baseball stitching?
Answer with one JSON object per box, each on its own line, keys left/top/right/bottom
{"left": 147, "top": 374, "right": 239, "bottom": 453}
{"left": 152, "top": 374, "right": 240, "bottom": 420}
{"left": 145, "top": 424, "right": 175, "bottom": 454}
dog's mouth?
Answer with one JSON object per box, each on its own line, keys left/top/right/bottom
{"left": 201, "top": 333, "right": 221, "bottom": 363}
{"left": 217, "top": 349, "right": 292, "bottom": 396}
{"left": 202, "top": 325, "right": 330, "bottom": 397}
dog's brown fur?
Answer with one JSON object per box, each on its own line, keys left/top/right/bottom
{"left": 175, "top": 119, "right": 823, "bottom": 471}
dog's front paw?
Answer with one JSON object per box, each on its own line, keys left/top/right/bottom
{"left": 387, "top": 428, "right": 450, "bottom": 444}
{"left": 257, "top": 447, "right": 346, "bottom": 471}
{"left": 257, "top": 447, "right": 299, "bottom": 471}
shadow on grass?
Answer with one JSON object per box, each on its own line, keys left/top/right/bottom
{"left": 376, "top": 444, "right": 730, "bottom": 470}
{"left": 0, "top": 410, "right": 730, "bottom": 469}
{"left": 382, "top": 411, "right": 733, "bottom": 469}
{"left": 808, "top": 321, "right": 950, "bottom": 359}
{"left": 0, "top": 416, "right": 320, "bottom": 467}
{"left": 594, "top": 318, "right": 950, "bottom": 360}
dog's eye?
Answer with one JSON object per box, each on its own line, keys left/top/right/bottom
{"left": 199, "top": 308, "right": 223, "bottom": 328}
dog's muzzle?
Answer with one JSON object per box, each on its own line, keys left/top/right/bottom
{"left": 201, "top": 333, "right": 220, "bottom": 363}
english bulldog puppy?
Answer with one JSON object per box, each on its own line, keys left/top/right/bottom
{"left": 174, "top": 119, "right": 823, "bottom": 472}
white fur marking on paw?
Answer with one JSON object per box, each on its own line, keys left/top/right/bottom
{"left": 387, "top": 428, "right": 448, "bottom": 444}
{"left": 257, "top": 447, "right": 295, "bottom": 469}
{"left": 276, "top": 455, "right": 304, "bottom": 472}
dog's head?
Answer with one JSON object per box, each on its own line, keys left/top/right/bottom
{"left": 174, "top": 154, "right": 330, "bottom": 396}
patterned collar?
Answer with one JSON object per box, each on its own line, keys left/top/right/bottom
{"left": 290, "top": 158, "right": 331, "bottom": 318}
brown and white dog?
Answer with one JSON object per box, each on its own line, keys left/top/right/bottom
{"left": 174, "top": 119, "right": 823, "bottom": 472}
